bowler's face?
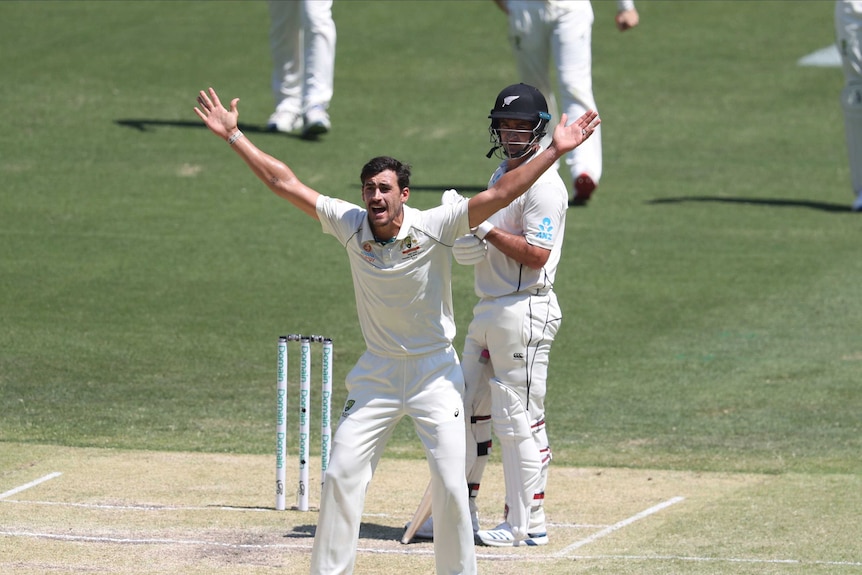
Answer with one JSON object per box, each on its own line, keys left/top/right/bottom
{"left": 362, "top": 169, "right": 407, "bottom": 232}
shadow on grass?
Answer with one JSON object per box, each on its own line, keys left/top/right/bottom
{"left": 286, "top": 522, "right": 405, "bottom": 541}
{"left": 649, "top": 196, "right": 852, "bottom": 213}
{"left": 114, "top": 119, "right": 323, "bottom": 141}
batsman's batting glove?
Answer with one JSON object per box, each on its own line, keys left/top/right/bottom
{"left": 442, "top": 188, "right": 467, "bottom": 205}
{"left": 453, "top": 234, "right": 487, "bottom": 265}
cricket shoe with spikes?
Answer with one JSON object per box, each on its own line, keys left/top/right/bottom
{"left": 569, "top": 173, "right": 596, "bottom": 207}
{"left": 266, "top": 110, "right": 303, "bottom": 134}
{"left": 475, "top": 521, "right": 548, "bottom": 547}
{"left": 302, "top": 105, "right": 331, "bottom": 138}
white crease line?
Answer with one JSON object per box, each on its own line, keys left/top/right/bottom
{"left": 556, "top": 496, "right": 685, "bottom": 556}
{"left": 0, "top": 472, "right": 62, "bottom": 500}
{"left": 1, "top": 499, "right": 272, "bottom": 512}
{"left": 570, "top": 554, "right": 862, "bottom": 568}
{"left": 2, "top": 530, "right": 859, "bottom": 566}
{"left": 0, "top": 530, "right": 301, "bottom": 549}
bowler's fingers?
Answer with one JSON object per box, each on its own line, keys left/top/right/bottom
{"left": 197, "top": 90, "right": 212, "bottom": 112}
{"left": 207, "top": 87, "right": 223, "bottom": 109}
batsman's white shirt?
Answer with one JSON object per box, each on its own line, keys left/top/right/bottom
{"left": 475, "top": 150, "right": 567, "bottom": 298}
{"left": 317, "top": 196, "right": 470, "bottom": 355}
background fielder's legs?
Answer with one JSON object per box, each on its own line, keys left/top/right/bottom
{"left": 553, "top": 2, "right": 602, "bottom": 187}
{"left": 301, "top": 0, "right": 336, "bottom": 113}
{"left": 507, "top": 0, "right": 601, "bottom": 189}
{"left": 267, "top": 0, "right": 335, "bottom": 134}
{"left": 836, "top": 0, "right": 862, "bottom": 210}
{"left": 268, "top": 0, "right": 303, "bottom": 119}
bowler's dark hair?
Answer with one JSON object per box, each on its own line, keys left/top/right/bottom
{"left": 360, "top": 156, "right": 411, "bottom": 191}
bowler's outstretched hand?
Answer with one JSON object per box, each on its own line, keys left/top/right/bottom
{"left": 194, "top": 87, "right": 240, "bottom": 141}
{"left": 551, "top": 110, "right": 601, "bottom": 155}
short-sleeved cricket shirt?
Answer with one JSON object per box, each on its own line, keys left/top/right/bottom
{"left": 316, "top": 196, "right": 471, "bottom": 357}
{"left": 473, "top": 151, "right": 568, "bottom": 298}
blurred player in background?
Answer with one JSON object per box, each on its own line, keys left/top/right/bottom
{"left": 194, "top": 86, "right": 598, "bottom": 572}
{"left": 266, "top": 0, "right": 335, "bottom": 138}
{"left": 835, "top": 0, "right": 862, "bottom": 211}
{"left": 493, "top": 0, "right": 639, "bottom": 206}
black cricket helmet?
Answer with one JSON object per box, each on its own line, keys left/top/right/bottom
{"left": 487, "top": 83, "right": 552, "bottom": 159}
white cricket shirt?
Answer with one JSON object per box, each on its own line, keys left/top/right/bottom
{"left": 317, "top": 196, "right": 471, "bottom": 357}
{"left": 475, "top": 152, "right": 568, "bottom": 298}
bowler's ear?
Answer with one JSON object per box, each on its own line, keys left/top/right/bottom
{"left": 401, "top": 187, "right": 410, "bottom": 203}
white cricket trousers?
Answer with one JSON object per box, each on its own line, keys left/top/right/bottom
{"left": 309, "top": 346, "right": 477, "bottom": 575}
{"left": 268, "top": 0, "right": 336, "bottom": 115}
{"left": 506, "top": 0, "right": 602, "bottom": 184}
{"left": 836, "top": 0, "right": 862, "bottom": 196}
{"left": 461, "top": 291, "right": 561, "bottom": 525}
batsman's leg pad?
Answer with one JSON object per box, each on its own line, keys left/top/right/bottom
{"left": 530, "top": 417, "right": 551, "bottom": 532}
{"left": 464, "top": 346, "right": 493, "bottom": 501}
{"left": 489, "top": 378, "right": 543, "bottom": 540}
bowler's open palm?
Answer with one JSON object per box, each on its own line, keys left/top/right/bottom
{"left": 195, "top": 87, "right": 239, "bottom": 141}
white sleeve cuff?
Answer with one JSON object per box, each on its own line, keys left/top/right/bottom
{"left": 473, "top": 221, "right": 495, "bottom": 240}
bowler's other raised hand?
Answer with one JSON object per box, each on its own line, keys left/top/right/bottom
{"left": 194, "top": 87, "right": 240, "bottom": 141}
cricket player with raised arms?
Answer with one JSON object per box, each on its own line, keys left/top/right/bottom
{"left": 194, "top": 86, "right": 598, "bottom": 573}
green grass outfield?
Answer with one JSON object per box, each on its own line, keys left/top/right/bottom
{"left": 1, "top": 1, "right": 861, "bottom": 572}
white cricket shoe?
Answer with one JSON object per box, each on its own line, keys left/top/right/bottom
{"left": 266, "top": 111, "right": 303, "bottom": 134}
{"left": 853, "top": 190, "right": 862, "bottom": 212}
{"left": 302, "top": 105, "right": 331, "bottom": 137}
{"left": 475, "top": 521, "right": 548, "bottom": 547}
{"left": 404, "top": 511, "right": 480, "bottom": 542}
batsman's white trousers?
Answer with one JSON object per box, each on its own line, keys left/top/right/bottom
{"left": 463, "top": 291, "right": 561, "bottom": 438}
{"left": 461, "top": 290, "right": 561, "bottom": 524}
{"left": 309, "top": 346, "right": 477, "bottom": 575}
{"left": 506, "top": 0, "right": 602, "bottom": 185}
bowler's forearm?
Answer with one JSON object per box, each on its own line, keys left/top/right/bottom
{"left": 468, "top": 144, "right": 561, "bottom": 228}
{"left": 225, "top": 131, "right": 319, "bottom": 219}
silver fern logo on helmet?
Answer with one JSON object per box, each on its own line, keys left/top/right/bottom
{"left": 502, "top": 95, "right": 520, "bottom": 107}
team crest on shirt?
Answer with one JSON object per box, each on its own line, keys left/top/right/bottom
{"left": 536, "top": 217, "right": 554, "bottom": 241}
{"left": 401, "top": 235, "right": 422, "bottom": 258}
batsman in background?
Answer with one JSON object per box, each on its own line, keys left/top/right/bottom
{"left": 409, "top": 84, "right": 569, "bottom": 547}
{"left": 194, "top": 86, "right": 599, "bottom": 573}
{"left": 836, "top": 0, "right": 862, "bottom": 211}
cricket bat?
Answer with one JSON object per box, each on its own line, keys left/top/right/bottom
{"left": 400, "top": 480, "right": 432, "bottom": 544}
